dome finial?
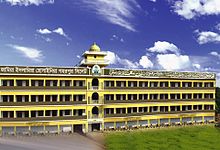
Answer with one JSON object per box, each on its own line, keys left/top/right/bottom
{"left": 89, "top": 42, "right": 101, "bottom": 52}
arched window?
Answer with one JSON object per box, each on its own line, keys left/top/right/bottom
{"left": 92, "top": 92, "right": 99, "bottom": 100}
{"left": 92, "top": 78, "right": 99, "bottom": 86}
{"left": 92, "top": 106, "right": 99, "bottom": 115}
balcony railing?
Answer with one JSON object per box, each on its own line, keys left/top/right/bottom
{"left": 88, "top": 114, "right": 103, "bottom": 119}
{"left": 0, "top": 86, "right": 87, "bottom": 90}
{"left": 0, "top": 101, "right": 87, "bottom": 106}
{"left": 104, "top": 86, "right": 215, "bottom": 90}
{"left": 91, "top": 86, "right": 99, "bottom": 90}
{"left": 0, "top": 115, "right": 87, "bottom": 122}
{"left": 88, "top": 99, "right": 104, "bottom": 104}
{"left": 104, "top": 98, "right": 215, "bottom": 104}
{"left": 104, "top": 110, "right": 214, "bottom": 118}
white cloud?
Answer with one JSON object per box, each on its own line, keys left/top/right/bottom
{"left": 105, "top": 51, "right": 117, "bottom": 64}
{"left": 192, "top": 63, "right": 201, "bottom": 70}
{"left": 110, "top": 34, "right": 124, "bottom": 43}
{"left": 8, "top": 44, "right": 43, "bottom": 62}
{"left": 117, "top": 57, "right": 139, "bottom": 69}
{"left": 148, "top": 41, "right": 179, "bottom": 54}
{"left": 77, "top": 55, "right": 81, "bottom": 59}
{"left": 105, "top": 51, "right": 152, "bottom": 69}
{"left": 36, "top": 27, "right": 70, "bottom": 40}
{"left": 53, "top": 27, "right": 68, "bottom": 37}
{"left": 196, "top": 31, "right": 220, "bottom": 44}
{"left": 210, "top": 51, "right": 220, "bottom": 59}
{"left": 139, "top": 56, "right": 153, "bottom": 68}
{"left": 156, "top": 54, "right": 191, "bottom": 70}
{"left": 81, "top": 0, "right": 139, "bottom": 32}
{"left": 2, "top": 0, "right": 54, "bottom": 6}
{"left": 149, "top": 0, "right": 156, "bottom": 2}
{"left": 216, "top": 23, "right": 220, "bottom": 31}
{"left": 216, "top": 73, "right": 220, "bottom": 87}
{"left": 173, "top": 0, "right": 220, "bottom": 19}
{"left": 37, "top": 28, "right": 52, "bottom": 34}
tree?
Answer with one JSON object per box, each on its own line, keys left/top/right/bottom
{"left": 216, "top": 87, "right": 220, "bottom": 113}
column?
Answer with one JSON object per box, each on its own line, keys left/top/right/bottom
{"left": 168, "top": 93, "right": 170, "bottom": 100}
{"left": 29, "top": 95, "right": 31, "bottom": 102}
{"left": 57, "top": 94, "right": 60, "bottom": 102}
{"left": 29, "top": 79, "right": 31, "bottom": 86}
{"left": 58, "top": 80, "right": 60, "bottom": 87}
{"left": 29, "top": 110, "right": 31, "bottom": 118}
{"left": 14, "top": 111, "right": 16, "bottom": 118}
{"left": 58, "top": 109, "right": 60, "bottom": 117}
{"left": 58, "top": 125, "right": 60, "bottom": 134}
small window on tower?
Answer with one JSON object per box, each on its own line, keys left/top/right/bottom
{"left": 94, "top": 55, "right": 96, "bottom": 58}
{"left": 85, "top": 56, "right": 87, "bottom": 59}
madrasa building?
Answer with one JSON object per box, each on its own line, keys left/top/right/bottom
{"left": 0, "top": 43, "right": 216, "bottom": 135}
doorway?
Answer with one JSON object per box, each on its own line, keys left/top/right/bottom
{"left": 92, "top": 123, "right": 100, "bottom": 131}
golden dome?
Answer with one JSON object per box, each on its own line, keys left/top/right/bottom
{"left": 89, "top": 43, "right": 101, "bottom": 52}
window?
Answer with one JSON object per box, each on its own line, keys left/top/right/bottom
{"left": 204, "top": 82, "right": 214, "bottom": 87}
{"left": 160, "top": 82, "right": 168, "bottom": 87}
{"left": 116, "top": 81, "right": 126, "bottom": 87}
{"left": 31, "top": 80, "right": 44, "bottom": 86}
{"left": 46, "top": 80, "right": 57, "bottom": 86}
{"left": 150, "top": 82, "right": 158, "bottom": 87}
{"left": 193, "top": 82, "right": 202, "bottom": 87}
{"left": 16, "top": 80, "right": 29, "bottom": 86}
{"left": 139, "top": 81, "right": 148, "bottom": 87}
{"left": 128, "top": 81, "right": 137, "bottom": 87}
{"left": 2, "top": 80, "right": 14, "bottom": 86}
{"left": 104, "top": 94, "right": 114, "bottom": 101}
{"left": 170, "top": 82, "right": 180, "bottom": 87}
{"left": 182, "top": 82, "right": 192, "bottom": 87}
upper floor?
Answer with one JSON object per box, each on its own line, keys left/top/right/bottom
{"left": 0, "top": 78, "right": 215, "bottom": 90}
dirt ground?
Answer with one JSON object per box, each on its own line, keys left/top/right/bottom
{"left": 0, "top": 133, "right": 105, "bottom": 150}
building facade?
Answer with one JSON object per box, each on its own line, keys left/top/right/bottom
{"left": 0, "top": 43, "right": 216, "bottom": 135}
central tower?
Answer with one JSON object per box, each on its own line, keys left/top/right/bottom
{"left": 80, "top": 43, "right": 109, "bottom": 132}
{"left": 80, "top": 43, "right": 109, "bottom": 68}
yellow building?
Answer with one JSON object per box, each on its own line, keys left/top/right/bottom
{"left": 0, "top": 43, "right": 216, "bottom": 135}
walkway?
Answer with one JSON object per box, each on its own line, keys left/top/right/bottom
{"left": 0, "top": 133, "right": 105, "bottom": 150}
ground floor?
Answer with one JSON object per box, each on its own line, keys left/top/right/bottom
{"left": 0, "top": 112, "right": 215, "bottom": 136}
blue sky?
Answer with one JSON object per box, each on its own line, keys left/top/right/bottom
{"left": 1, "top": 0, "right": 220, "bottom": 84}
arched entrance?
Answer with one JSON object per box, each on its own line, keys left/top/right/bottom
{"left": 90, "top": 106, "right": 101, "bottom": 131}
{"left": 92, "top": 78, "right": 99, "bottom": 87}
{"left": 92, "top": 92, "right": 99, "bottom": 100}
{"left": 92, "top": 106, "right": 99, "bottom": 115}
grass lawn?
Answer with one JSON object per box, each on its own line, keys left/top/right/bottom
{"left": 104, "top": 125, "right": 220, "bottom": 150}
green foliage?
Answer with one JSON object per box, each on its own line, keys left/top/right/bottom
{"left": 105, "top": 126, "right": 220, "bottom": 150}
